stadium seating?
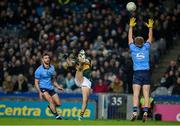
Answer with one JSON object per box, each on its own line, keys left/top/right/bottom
{"left": 0, "top": 0, "right": 179, "bottom": 94}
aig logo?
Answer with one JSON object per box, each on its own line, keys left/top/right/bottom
{"left": 136, "top": 53, "right": 145, "bottom": 59}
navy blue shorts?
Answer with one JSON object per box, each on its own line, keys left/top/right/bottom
{"left": 133, "top": 70, "right": 151, "bottom": 85}
{"left": 40, "top": 88, "right": 56, "bottom": 96}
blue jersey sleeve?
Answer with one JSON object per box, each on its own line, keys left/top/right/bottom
{"left": 129, "top": 43, "right": 136, "bottom": 51}
{"left": 35, "top": 69, "right": 41, "bottom": 79}
{"left": 144, "top": 42, "right": 151, "bottom": 50}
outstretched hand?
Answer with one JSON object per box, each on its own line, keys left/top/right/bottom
{"left": 129, "top": 17, "right": 136, "bottom": 27}
{"left": 145, "top": 19, "right": 154, "bottom": 28}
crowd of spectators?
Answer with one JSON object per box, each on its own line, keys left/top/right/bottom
{"left": 0, "top": 0, "right": 179, "bottom": 94}
{"left": 152, "top": 55, "right": 180, "bottom": 96}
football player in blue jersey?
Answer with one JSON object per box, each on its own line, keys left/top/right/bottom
{"left": 128, "top": 17, "right": 154, "bottom": 122}
{"left": 34, "top": 52, "right": 64, "bottom": 119}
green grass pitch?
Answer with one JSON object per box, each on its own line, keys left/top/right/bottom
{"left": 0, "top": 118, "right": 179, "bottom": 125}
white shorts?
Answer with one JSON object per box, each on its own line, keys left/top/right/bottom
{"left": 75, "top": 77, "right": 91, "bottom": 89}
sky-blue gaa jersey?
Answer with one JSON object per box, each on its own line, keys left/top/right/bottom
{"left": 129, "top": 42, "right": 150, "bottom": 71}
{"left": 35, "top": 64, "right": 55, "bottom": 90}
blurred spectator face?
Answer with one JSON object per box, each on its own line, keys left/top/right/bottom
{"left": 11, "top": 56, "right": 16, "bottom": 64}
{"left": 114, "top": 77, "right": 120, "bottom": 84}
{"left": 160, "top": 14, "right": 165, "bottom": 20}
{"left": 177, "top": 77, "right": 180, "bottom": 84}
{"left": 25, "top": 50, "right": 31, "bottom": 58}
{"left": 3, "top": 71, "right": 9, "bottom": 78}
{"left": 97, "top": 36, "right": 102, "bottom": 42}
{"left": 170, "top": 60, "right": 176, "bottom": 67}
{"left": 98, "top": 79, "right": 103, "bottom": 86}
{"left": 91, "top": 50, "right": 97, "bottom": 58}
{"left": 21, "top": 56, "right": 26, "bottom": 63}
{"left": 67, "top": 73, "right": 72, "bottom": 80}
{"left": 96, "top": 70, "right": 101, "bottom": 77}
{"left": 169, "top": 71, "right": 174, "bottom": 76}
{"left": 15, "top": 60, "right": 21, "bottom": 66}
{"left": 178, "top": 67, "right": 180, "bottom": 72}
{"left": 164, "top": 73, "right": 169, "bottom": 78}
{"left": 29, "top": 67, "right": 34, "bottom": 75}
{"left": 115, "top": 61, "right": 120, "bottom": 67}
{"left": 6, "top": 75, "right": 12, "bottom": 82}
{"left": 91, "top": 70, "right": 97, "bottom": 78}
{"left": 104, "top": 61, "right": 109, "bottom": 67}
{"left": 55, "top": 34, "right": 60, "bottom": 41}
{"left": 3, "top": 62, "right": 8, "bottom": 71}
{"left": 3, "top": 75, "right": 13, "bottom": 93}
{"left": 18, "top": 74, "right": 25, "bottom": 83}
{"left": 8, "top": 48, "right": 14, "bottom": 56}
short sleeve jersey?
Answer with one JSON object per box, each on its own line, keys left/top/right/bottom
{"left": 34, "top": 64, "right": 55, "bottom": 90}
{"left": 129, "top": 42, "right": 151, "bottom": 71}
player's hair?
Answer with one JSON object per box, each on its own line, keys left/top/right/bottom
{"left": 42, "top": 52, "right": 50, "bottom": 58}
{"left": 134, "top": 36, "right": 144, "bottom": 47}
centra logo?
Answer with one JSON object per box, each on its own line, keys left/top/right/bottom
{"left": 0, "top": 104, "right": 41, "bottom": 116}
{"left": 46, "top": 107, "right": 91, "bottom": 118}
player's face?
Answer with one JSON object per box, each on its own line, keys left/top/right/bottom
{"left": 42, "top": 55, "right": 50, "bottom": 65}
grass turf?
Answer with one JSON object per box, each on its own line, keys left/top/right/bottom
{"left": 0, "top": 118, "right": 179, "bottom": 125}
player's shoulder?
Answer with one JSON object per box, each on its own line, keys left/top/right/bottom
{"left": 50, "top": 64, "right": 55, "bottom": 68}
{"left": 50, "top": 64, "right": 55, "bottom": 70}
{"left": 143, "top": 41, "right": 151, "bottom": 49}
{"left": 129, "top": 42, "right": 136, "bottom": 49}
{"left": 35, "top": 65, "right": 43, "bottom": 71}
{"left": 35, "top": 65, "right": 43, "bottom": 75}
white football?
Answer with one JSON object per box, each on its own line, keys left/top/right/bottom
{"left": 126, "top": 2, "right": 136, "bottom": 12}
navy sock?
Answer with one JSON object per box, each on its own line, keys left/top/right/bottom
{"left": 48, "top": 105, "right": 58, "bottom": 116}
{"left": 143, "top": 107, "right": 148, "bottom": 113}
{"left": 80, "top": 111, "right": 84, "bottom": 117}
{"left": 133, "top": 106, "right": 138, "bottom": 112}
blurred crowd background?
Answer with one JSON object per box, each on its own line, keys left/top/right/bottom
{"left": 0, "top": 0, "right": 179, "bottom": 94}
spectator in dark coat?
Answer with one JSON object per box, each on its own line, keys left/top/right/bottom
{"left": 13, "top": 74, "right": 28, "bottom": 92}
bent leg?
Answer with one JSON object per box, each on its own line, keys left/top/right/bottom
{"left": 43, "top": 92, "right": 57, "bottom": 114}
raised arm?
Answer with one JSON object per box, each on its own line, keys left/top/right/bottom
{"left": 128, "top": 17, "right": 136, "bottom": 44}
{"left": 128, "top": 26, "right": 133, "bottom": 44}
{"left": 145, "top": 19, "right": 154, "bottom": 43}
